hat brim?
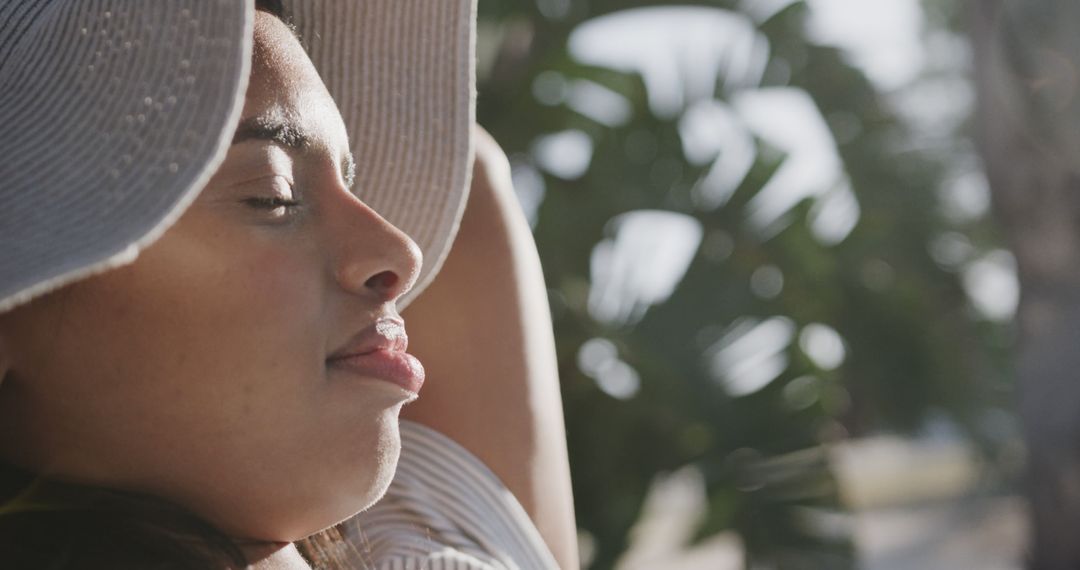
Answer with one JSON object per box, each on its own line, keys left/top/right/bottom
{"left": 0, "top": 1, "right": 253, "bottom": 312}
{"left": 0, "top": 0, "right": 476, "bottom": 312}
{"left": 286, "top": 0, "right": 476, "bottom": 309}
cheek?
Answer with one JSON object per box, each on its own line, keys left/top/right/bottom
{"left": 0, "top": 226, "right": 330, "bottom": 475}
{"left": 0, "top": 218, "right": 403, "bottom": 540}
{"left": 89, "top": 232, "right": 324, "bottom": 385}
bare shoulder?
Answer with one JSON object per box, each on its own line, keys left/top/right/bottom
{"left": 399, "top": 125, "right": 579, "bottom": 569}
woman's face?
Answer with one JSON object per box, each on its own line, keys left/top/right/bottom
{"left": 0, "top": 12, "right": 423, "bottom": 541}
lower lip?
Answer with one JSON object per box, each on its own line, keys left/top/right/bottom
{"left": 328, "top": 350, "right": 425, "bottom": 394}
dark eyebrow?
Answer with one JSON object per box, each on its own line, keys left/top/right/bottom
{"left": 232, "top": 116, "right": 358, "bottom": 191}
{"left": 232, "top": 117, "right": 310, "bottom": 149}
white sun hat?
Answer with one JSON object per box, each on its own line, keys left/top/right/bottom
{"left": 0, "top": 0, "right": 476, "bottom": 313}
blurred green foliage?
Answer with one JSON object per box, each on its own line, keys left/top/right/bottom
{"left": 476, "top": 0, "right": 1013, "bottom": 568}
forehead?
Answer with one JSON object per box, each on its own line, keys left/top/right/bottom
{"left": 249, "top": 12, "right": 313, "bottom": 97}
{"left": 241, "top": 12, "right": 348, "bottom": 155}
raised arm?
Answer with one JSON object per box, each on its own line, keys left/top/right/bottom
{"left": 399, "top": 127, "right": 579, "bottom": 569}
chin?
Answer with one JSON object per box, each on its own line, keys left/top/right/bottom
{"left": 219, "top": 412, "right": 406, "bottom": 543}
{"left": 350, "top": 412, "right": 403, "bottom": 512}
{"left": 297, "top": 410, "right": 405, "bottom": 539}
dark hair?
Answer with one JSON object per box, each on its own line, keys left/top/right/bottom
{"left": 257, "top": 0, "right": 285, "bottom": 17}
{"left": 0, "top": 459, "right": 364, "bottom": 569}
{"left": 0, "top": 2, "right": 363, "bottom": 568}
{"left": 0, "top": 462, "right": 248, "bottom": 568}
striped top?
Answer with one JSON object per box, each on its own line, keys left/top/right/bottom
{"left": 346, "top": 420, "right": 560, "bottom": 570}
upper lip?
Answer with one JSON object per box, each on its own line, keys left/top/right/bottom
{"left": 327, "top": 316, "right": 408, "bottom": 360}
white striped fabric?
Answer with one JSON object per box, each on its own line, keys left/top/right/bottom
{"left": 345, "top": 420, "right": 560, "bottom": 570}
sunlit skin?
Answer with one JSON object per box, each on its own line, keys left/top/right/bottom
{"left": 0, "top": 11, "right": 421, "bottom": 565}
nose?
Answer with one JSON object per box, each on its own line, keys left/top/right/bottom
{"left": 331, "top": 199, "right": 423, "bottom": 304}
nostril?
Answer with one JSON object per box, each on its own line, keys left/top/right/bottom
{"left": 365, "top": 270, "right": 399, "bottom": 293}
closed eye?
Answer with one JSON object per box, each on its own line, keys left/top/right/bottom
{"left": 243, "top": 196, "right": 302, "bottom": 210}
{"left": 240, "top": 194, "right": 304, "bottom": 224}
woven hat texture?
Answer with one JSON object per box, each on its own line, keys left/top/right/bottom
{"left": 0, "top": 0, "right": 476, "bottom": 312}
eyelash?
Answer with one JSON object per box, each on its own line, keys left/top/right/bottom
{"left": 242, "top": 196, "right": 302, "bottom": 211}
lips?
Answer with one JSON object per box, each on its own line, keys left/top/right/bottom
{"left": 327, "top": 317, "right": 425, "bottom": 394}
